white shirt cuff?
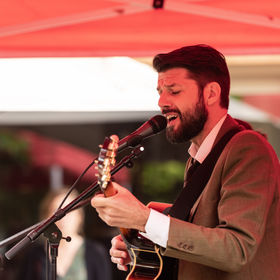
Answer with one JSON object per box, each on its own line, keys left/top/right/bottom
{"left": 140, "top": 209, "right": 170, "bottom": 248}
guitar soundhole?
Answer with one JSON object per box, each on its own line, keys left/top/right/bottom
{"left": 134, "top": 269, "right": 159, "bottom": 278}
{"left": 133, "top": 266, "right": 160, "bottom": 279}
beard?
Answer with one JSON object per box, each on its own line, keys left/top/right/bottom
{"left": 166, "top": 95, "right": 208, "bottom": 144}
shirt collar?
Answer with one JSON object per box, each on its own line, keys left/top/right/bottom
{"left": 188, "top": 114, "right": 227, "bottom": 163}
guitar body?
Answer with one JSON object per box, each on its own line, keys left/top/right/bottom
{"left": 121, "top": 225, "right": 178, "bottom": 280}
{"left": 97, "top": 136, "right": 177, "bottom": 280}
{"left": 122, "top": 230, "right": 163, "bottom": 280}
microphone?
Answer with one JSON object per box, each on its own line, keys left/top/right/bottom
{"left": 118, "top": 115, "right": 167, "bottom": 152}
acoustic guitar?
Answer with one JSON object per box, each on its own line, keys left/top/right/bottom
{"left": 96, "top": 135, "right": 165, "bottom": 280}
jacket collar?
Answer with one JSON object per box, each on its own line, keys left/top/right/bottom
{"left": 212, "top": 114, "right": 241, "bottom": 147}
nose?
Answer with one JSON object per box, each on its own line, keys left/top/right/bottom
{"left": 158, "top": 91, "right": 171, "bottom": 111}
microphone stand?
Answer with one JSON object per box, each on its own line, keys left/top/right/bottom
{"left": 1, "top": 145, "right": 144, "bottom": 279}
{"left": 44, "top": 223, "right": 62, "bottom": 280}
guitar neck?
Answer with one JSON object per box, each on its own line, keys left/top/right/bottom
{"left": 103, "top": 182, "right": 138, "bottom": 240}
{"left": 96, "top": 135, "right": 169, "bottom": 280}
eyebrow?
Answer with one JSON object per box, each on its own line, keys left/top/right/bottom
{"left": 156, "top": 83, "right": 177, "bottom": 91}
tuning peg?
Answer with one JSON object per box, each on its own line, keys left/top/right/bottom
{"left": 110, "top": 134, "right": 119, "bottom": 142}
{"left": 62, "top": 236, "right": 72, "bottom": 242}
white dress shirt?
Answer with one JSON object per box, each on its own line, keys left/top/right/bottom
{"left": 140, "top": 114, "right": 227, "bottom": 248}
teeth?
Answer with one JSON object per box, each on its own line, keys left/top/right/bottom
{"left": 166, "top": 114, "right": 177, "bottom": 120}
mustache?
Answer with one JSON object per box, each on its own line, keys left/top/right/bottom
{"left": 162, "top": 108, "right": 181, "bottom": 115}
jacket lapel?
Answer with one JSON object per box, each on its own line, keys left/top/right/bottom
{"left": 188, "top": 114, "right": 241, "bottom": 220}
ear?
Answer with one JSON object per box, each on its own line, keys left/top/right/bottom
{"left": 204, "top": 82, "right": 221, "bottom": 106}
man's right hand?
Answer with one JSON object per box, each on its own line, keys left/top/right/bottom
{"left": 109, "top": 235, "right": 131, "bottom": 271}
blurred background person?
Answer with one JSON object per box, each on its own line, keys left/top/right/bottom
{"left": 17, "top": 187, "right": 112, "bottom": 280}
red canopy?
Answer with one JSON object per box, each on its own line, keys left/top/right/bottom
{"left": 5, "top": 130, "right": 129, "bottom": 190}
{"left": 0, "top": 0, "right": 280, "bottom": 58}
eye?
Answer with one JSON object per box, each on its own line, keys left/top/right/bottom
{"left": 171, "top": 90, "right": 181, "bottom": 95}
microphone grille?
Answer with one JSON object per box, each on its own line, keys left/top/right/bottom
{"left": 149, "top": 115, "right": 167, "bottom": 133}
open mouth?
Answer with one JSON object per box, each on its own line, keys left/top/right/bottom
{"left": 165, "top": 113, "right": 179, "bottom": 124}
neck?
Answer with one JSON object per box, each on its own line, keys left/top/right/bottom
{"left": 191, "top": 109, "right": 227, "bottom": 147}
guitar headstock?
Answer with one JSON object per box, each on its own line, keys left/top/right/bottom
{"left": 96, "top": 135, "right": 119, "bottom": 192}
